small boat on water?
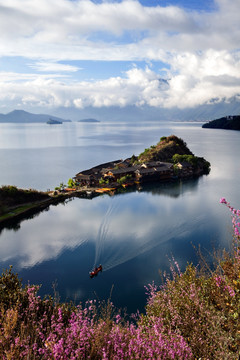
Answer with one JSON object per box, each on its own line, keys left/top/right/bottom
{"left": 89, "top": 264, "right": 103, "bottom": 278}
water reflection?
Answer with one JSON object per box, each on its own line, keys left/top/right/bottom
{"left": 0, "top": 121, "right": 239, "bottom": 312}
{"left": 136, "top": 178, "right": 200, "bottom": 197}
{"left": 0, "top": 179, "right": 201, "bottom": 271}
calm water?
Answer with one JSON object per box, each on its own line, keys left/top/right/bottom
{"left": 0, "top": 121, "right": 240, "bottom": 313}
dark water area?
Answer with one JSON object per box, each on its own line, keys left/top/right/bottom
{"left": 0, "top": 121, "right": 240, "bottom": 314}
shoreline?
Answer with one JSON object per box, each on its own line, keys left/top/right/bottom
{"left": 0, "top": 135, "right": 211, "bottom": 228}
{"left": 0, "top": 186, "right": 117, "bottom": 227}
{"left": 0, "top": 175, "right": 201, "bottom": 228}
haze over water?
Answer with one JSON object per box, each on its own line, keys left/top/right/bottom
{"left": 0, "top": 121, "right": 239, "bottom": 313}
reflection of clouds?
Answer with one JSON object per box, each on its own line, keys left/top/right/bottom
{"left": 0, "top": 176, "right": 233, "bottom": 271}
{"left": 0, "top": 199, "right": 98, "bottom": 268}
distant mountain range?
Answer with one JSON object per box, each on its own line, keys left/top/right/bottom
{"left": 202, "top": 115, "right": 240, "bottom": 130}
{"left": 1, "top": 98, "right": 240, "bottom": 124}
{"left": 51, "top": 97, "right": 240, "bottom": 122}
{"left": 0, "top": 110, "right": 71, "bottom": 123}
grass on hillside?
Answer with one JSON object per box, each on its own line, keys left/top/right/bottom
{"left": 137, "top": 135, "right": 193, "bottom": 163}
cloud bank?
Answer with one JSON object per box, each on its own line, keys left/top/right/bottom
{"left": 0, "top": 0, "right": 239, "bottom": 111}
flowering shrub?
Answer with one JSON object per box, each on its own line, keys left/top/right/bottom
{"left": 0, "top": 276, "right": 191, "bottom": 359}
{"left": 220, "top": 197, "right": 240, "bottom": 238}
{"left": 0, "top": 199, "right": 239, "bottom": 359}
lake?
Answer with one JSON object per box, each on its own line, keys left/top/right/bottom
{"left": 0, "top": 121, "right": 239, "bottom": 313}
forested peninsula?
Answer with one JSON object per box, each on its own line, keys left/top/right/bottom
{"left": 0, "top": 135, "right": 210, "bottom": 226}
{"left": 202, "top": 115, "right": 240, "bottom": 130}
{"left": 73, "top": 135, "right": 210, "bottom": 189}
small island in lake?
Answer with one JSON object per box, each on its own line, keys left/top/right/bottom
{"left": 202, "top": 115, "right": 240, "bottom": 130}
{"left": 47, "top": 118, "right": 62, "bottom": 125}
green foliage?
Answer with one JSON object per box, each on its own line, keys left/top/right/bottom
{"left": 139, "top": 147, "right": 150, "bottom": 158}
{"left": 130, "top": 154, "right": 138, "bottom": 165}
{"left": 0, "top": 205, "right": 7, "bottom": 216}
{"left": 0, "top": 185, "right": 18, "bottom": 196}
{"left": 67, "top": 178, "right": 75, "bottom": 188}
{"left": 55, "top": 182, "right": 66, "bottom": 191}
{"left": 117, "top": 174, "right": 132, "bottom": 185}
{"left": 0, "top": 266, "right": 23, "bottom": 309}
{"left": 99, "top": 177, "right": 109, "bottom": 185}
{"left": 137, "top": 135, "right": 194, "bottom": 163}
{"left": 172, "top": 154, "right": 211, "bottom": 173}
{"left": 202, "top": 115, "right": 240, "bottom": 130}
{"left": 166, "top": 135, "right": 187, "bottom": 147}
{"left": 172, "top": 154, "right": 198, "bottom": 166}
{"left": 173, "top": 163, "right": 180, "bottom": 175}
{"left": 200, "top": 157, "right": 211, "bottom": 173}
{"left": 0, "top": 185, "right": 49, "bottom": 209}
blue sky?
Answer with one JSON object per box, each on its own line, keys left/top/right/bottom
{"left": 93, "top": 0, "right": 216, "bottom": 11}
{"left": 0, "top": 0, "right": 239, "bottom": 114}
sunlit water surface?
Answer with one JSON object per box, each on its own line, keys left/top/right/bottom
{"left": 0, "top": 121, "right": 239, "bottom": 313}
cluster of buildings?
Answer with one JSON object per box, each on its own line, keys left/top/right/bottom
{"left": 73, "top": 158, "right": 195, "bottom": 189}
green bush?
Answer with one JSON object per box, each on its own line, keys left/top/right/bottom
{"left": 67, "top": 178, "right": 75, "bottom": 188}
{"left": 117, "top": 174, "right": 132, "bottom": 185}
{"left": 99, "top": 177, "right": 109, "bottom": 185}
{"left": 172, "top": 154, "right": 198, "bottom": 167}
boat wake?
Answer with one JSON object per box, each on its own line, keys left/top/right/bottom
{"left": 93, "top": 199, "right": 118, "bottom": 268}
{"left": 93, "top": 201, "right": 207, "bottom": 273}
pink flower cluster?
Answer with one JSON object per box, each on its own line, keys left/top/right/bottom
{"left": 220, "top": 198, "right": 240, "bottom": 238}
{"left": 0, "top": 287, "right": 192, "bottom": 359}
{"left": 214, "top": 276, "right": 235, "bottom": 297}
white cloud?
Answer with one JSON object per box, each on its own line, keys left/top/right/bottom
{"left": 0, "top": 0, "right": 239, "bottom": 60}
{"left": 0, "top": 53, "right": 240, "bottom": 110}
{"left": 0, "top": 0, "right": 239, "bottom": 110}
{"left": 28, "top": 61, "right": 80, "bottom": 72}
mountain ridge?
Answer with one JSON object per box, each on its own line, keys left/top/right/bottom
{"left": 0, "top": 110, "right": 71, "bottom": 123}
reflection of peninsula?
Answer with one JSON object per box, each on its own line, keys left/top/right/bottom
{"left": 136, "top": 178, "right": 199, "bottom": 198}
{"left": 0, "top": 179, "right": 202, "bottom": 271}
{"left": 0, "top": 179, "right": 199, "bottom": 234}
